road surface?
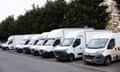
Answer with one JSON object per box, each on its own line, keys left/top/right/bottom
{"left": 0, "top": 50, "right": 102, "bottom": 72}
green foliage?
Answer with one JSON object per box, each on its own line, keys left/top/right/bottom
{"left": 0, "top": 16, "right": 15, "bottom": 41}
{"left": 64, "top": 0, "right": 107, "bottom": 29}
{"left": 0, "top": 0, "right": 108, "bottom": 40}
{"left": 41, "top": 0, "right": 67, "bottom": 30}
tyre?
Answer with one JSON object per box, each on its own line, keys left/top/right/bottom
{"left": 1, "top": 48, "right": 5, "bottom": 50}
{"left": 23, "top": 49, "right": 26, "bottom": 54}
{"left": 6, "top": 47, "right": 9, "bottom": 50}
{"left": 68, "top": 54, "right": 74, "bottom": 62}
{"left": 84, "top": 60, "right": 90, "bottom": 64}
{"left": 16, "top": 49, "right": 22, "bottom": 53}
{"left": 2, "top": 48, "right": 8, "bottom": 51}
{"left": 33, "top": 52, "right": 39, "bottom": 56}
{"left": 16, "top": 49, "right": 20, "bottom": 53}
{"left": 56, "top": 58, "right": 61, "bottom": 61}
{"left": 104, "top": 56, "right": 111, "bottom": 66}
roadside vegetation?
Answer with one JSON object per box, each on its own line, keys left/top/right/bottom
{"left": 0, "top": 0, "right": 109, "bottom": 41}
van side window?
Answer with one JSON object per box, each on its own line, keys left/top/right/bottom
{"left": 24, "top": 40, "right": 30, "bottom": 45}
{"left": 73, "top": 39, "right": 81, "bottom": 47}
{"left": 43, "top": 40, "right": 47, "bottom": 45}
{"left": 107, "top": 39, "right": 115, "bottom": 49}
{"left": 34, "top": 40, "right": 39, "bottom": 45}
{"left": 53, "top": 39, "right": 60, "bottom": 46}
{"left": 8, "top": 40, "right": 13, "bottom": 45}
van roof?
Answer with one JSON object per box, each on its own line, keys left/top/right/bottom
{"left": 64, "top": 31, "right": 84, "bottom": 38}
{"left": 47, "top": 29, "right": 63, "bottom": 38}
{"left": 92, "top": 32, "right": 115, "bottom": 39}
{"left": 30, "top": 32, "right": 49, "bottom": 39}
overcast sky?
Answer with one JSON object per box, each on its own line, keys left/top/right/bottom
{"left": 0, "top": 0, "right": 70, "bottom": 22}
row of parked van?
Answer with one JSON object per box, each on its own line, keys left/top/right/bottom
{"left": 1, "top": 28, "right": 120, "bottom": 66}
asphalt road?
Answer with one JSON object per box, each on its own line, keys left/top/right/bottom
{"left": 0, "top": 50, "right": 102, "bottom": 72}
{"left": 72, "top": 59, "right": 120, "bottom": 72}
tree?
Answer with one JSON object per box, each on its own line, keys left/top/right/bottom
{"left": 0, "top": 0, "right": 108, "bottom": 41}
{"left": 64, "top": 0, "right": 108, "bottom": 29}
{"left": 13, "top": 4, "right": 42, "bottom": 34}
{"left": 41, "top": 0, "right": 67, "bottom": 30}
{"left": 0, "top": 16, "right": 15, "bottom": 41}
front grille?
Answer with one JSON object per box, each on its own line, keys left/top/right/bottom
{"left": 54, "top": 51, "right": 66, "bottom": 56}
{"left": 85, "top": 55, "right": 94, "bottom": 59}
{"left": 40, "top": 50, "right": 43, "bottom": 53}
{"left": 24, "top": 47, "right": 29, "bottom": 49}
{"left": 55, "top": 51, "right": 62, "bottom": 54}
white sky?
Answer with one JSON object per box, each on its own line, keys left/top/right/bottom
{"left": 0, "top": 0, "right": 70, "bottom": 22}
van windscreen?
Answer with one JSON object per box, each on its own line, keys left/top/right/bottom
{"left": 87, "top": 38, "right": 108, "bottom": 49}
{"left": 44, "top": 38, "right": 55, "bottom": 46}
{"left": 61, "top": 38, "right": 74, "bottom": 46}
{"left": 36, "top": 39, "right": 45, "bottom": 46}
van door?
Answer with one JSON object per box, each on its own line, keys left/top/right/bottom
{"left": 107, "top": 39, "right": 117, "bottom": 61}
{"left": 72, "top": 39, "right": 82, "bottom": 58}
{"left": 114, "top": 37, "right": 120, "bottom": 60}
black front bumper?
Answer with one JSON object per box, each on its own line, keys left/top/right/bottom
{"left": 83, "top": 54, "right": 105, "bottom": 64}
{"left": 31, "top": 49, "right": 40, "bottom": 56}
{"left": 1, "top": 47, "right": 9, "bottom": 50}
{"left": 54, "top": 51, "right": 70, "bottom": 60}
{"left": 16, "top": 48, "right": 23, "bottom": 53}
{"left": 40, "top": 50, "right": 54, "bottom": 57}
{"left": 23, "top": 47, "right": 31, "bottom": 54}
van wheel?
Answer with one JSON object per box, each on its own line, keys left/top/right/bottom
{"left": 104, "top": 56, "right": 111, "bottom": 66}
{"left": 84, "top": 61, "right": 89, "bottom": 64}
{"left": 6, "top": 48, "right": 9, "bottom": 50}
{"left": 16, "top": 49, "right": 22, "bottom": 53}
{"left": 16, "top": 50, "right": 20, "bottom": 53}
{"left": 23, "top": 49, "right": 26, "bottom": 54}
{"left": 68, "top": 54, "right": 74, "bottom": 62}
{"left": 56, "top": 58, "right": 61, "bottom": 61}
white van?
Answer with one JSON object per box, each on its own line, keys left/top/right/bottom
{"left": 1, "top": 35, "right": 29, "bottom": 50}
{"left": 1, "top": 35, "right": 15, "bottom": 50}
{"left": 15, "top": 35, "right": 33, "bottom": 53}
{"left": 39, "top": 29, "right": 63, "bottom": 57}
{"left": 83, "top": 32, "right": 120, "bottom": 65}
{"left": 8, "top": 35, "right": 26, "bottom": 50}
{"left": 22, "top": 34, "right": 42, "bottom": 54}
{"left": 54, "top": 30, "right": 111, "bottom": 61}
{"left": 40, "top": 28, "right": 93, "bottom": 58}
{"left": 30, "top": 32, "right": 49, "bottom": 56}
{"left": 23, "top": 33, "right": 49, "bottom": 54}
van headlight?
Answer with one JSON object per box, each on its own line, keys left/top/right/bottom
{"left": 83, "top": 52, "right": 89, "bottom": 55}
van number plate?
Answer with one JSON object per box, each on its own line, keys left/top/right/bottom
{"left": 85, "top": 59, "right": 92, "bottom": 62}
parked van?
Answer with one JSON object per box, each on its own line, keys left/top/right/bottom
{"left": 1, "top": 35, "right": 22, "bottom": 50}
{"left": 22, "top": 34, "right": 43, "bottom": 54}
{"left": 39, "top": 28, "right": 92, "bottom": 57}
{"left": 15, "top": 35, "right": 33, "bottom": 53}
{"left": 8, "top": 35, "right": 26, "bottom": 50}
{"left": 54, "top": 30, "right": 111, "bottom": 61}
{"left": 30, "top": 32, "right": 49, "bottom": 56}
{"left": 1, "top": 35, "right": 15, "bottom": 50}
{"left": 83, "top": 32, "right": 120, "bottom": 65}
{"left": 39, "top": 29, "right": 63, "bottom": 57}
{"left": 23, "top": 33, "right": 49, "bottom": 54}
